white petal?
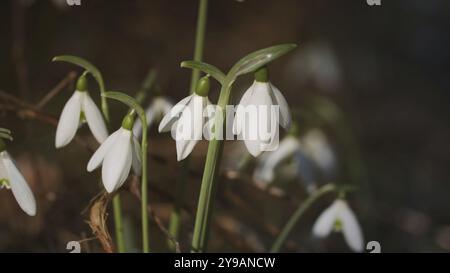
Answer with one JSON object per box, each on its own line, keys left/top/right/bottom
{"left": 312, "top": 201, "right": 339, "bottom": 238}
{"left": 131, "top": 136, "right": 142, "bottom": 175}
{"left": 253, "top": 136, "right": 300, "bottom": 183}
{"left": 55, "top": 91, "right": 82, "bottom": 148}
{"left": 101, "top": 129, "right": 133, "bottom": 193}
{"left": 303, "top": 129, "right": 336, "bottom": 177}
{"left": 87, "top": 129, "right": 120, "bottom": 172}
{"left": 174, "top": 95, "right": 204, "bottom": 161}
{"left": 253, "top": 152, "right": 273, "bottom": 184}
{"left": 158, "top": 95, "right": 193, "bottom": 133}
{"left": 243, "top": 138, "right": 263, "bottom": 157}
{"left": 233, "top": 82, "right": 255, "bottom": 135}
{"left": 132, "top": 119, "right": 143, "bottom": 138}
{"left": 270, "top": 84, "right": 291, "bottom": 129}
{"left": 82, "top": 92, "right": 109, "bottom": 143}
{"left": 1, "top": 152, "right": 36, "bottom": 216}
{"left": 153, "top": 96, "right": 174, "bottom": 118}
{"left": 337, "top": 200, "right": 364, "bottom": 252}
{"left": 0, "top": 157, "right": 8, "bottom": 181}
{"left": 240, "top": 82, "right": 273, "bottom": 157}
{"left": 176, "top": 139, "right": 199, "bottom": 161}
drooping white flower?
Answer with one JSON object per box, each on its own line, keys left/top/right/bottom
{"left": 234, "top": 68, "right": 291, "bottom": 157}
{"left": 55, "top": 75, "right": 108, "bottom": 148}
{"left": 87, "top": 115, "right": 141, "bottom": 193}
{"left": 158, "top": 76, "right": 212, "bottom": 161}
{"left": 302, "top": 129, "right": 336, "bottom": 179}
{"left": 313, "top": 199, "right": 364, "bottom": 252}
{"left": 253, "top": 135, "right": 300, "bottom": 184}
{"left": 132, "top": 96, "right": 173, "bottom": 138}
{"left": 0, "top": 150, "right": 36, "bottom": 216}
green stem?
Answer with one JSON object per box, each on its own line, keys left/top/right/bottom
{"left": 190, "top": 0, "right": 208, "bottom": 93}
{"left": 112, "top": 195, "right": 126, "bottom": 252}
{"left": 191, "top": 80, "right": 232, "bottom": 253}
{"left": 167, "top": 159, "right": 188, "bottom": 250}
{"left": 141, "top": 118, "right": 149, "bottom": 253}
{"left": 97, "top": 74, "right": 124, "bottom": 253}
{"left": 270, "top": 183, "right": 336, "bottom": 253}
{"left": 168, "top": 0, "right": 209, "bottom": 251}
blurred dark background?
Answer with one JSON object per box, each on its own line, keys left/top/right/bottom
{"left": 0, "top": 0, "right": 450, "bottom": 252}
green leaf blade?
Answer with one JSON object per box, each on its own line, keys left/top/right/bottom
{"left": 181, "top": 61, "right": 225, "bottom": 84}
{"left": 229, "top": 43, "right": 297, "bottom": 79}
{"left": 52, "top": 55, "right": 105, "bottom": 92}
{"left": 103, "top": 91, "right": 146, "bottom": 125}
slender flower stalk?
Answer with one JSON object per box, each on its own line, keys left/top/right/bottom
{"left": 168, "top": 0, "right": 209, "bottom": 250}
{"left": 191, "top": 77, "right": 231, "bottom": 253}
{"left": 102, "top": 92, "right": 149, "bottom": 253}
{"left": 183, "top": 43, "right": 297, "bottom": 252}
{"left": 52, "top": 56, "right": 126, "bottom": 252}
{"left": 270, "top": 183, "right": 336, "bottom": 253}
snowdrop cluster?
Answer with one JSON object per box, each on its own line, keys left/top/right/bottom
{"left": 159, "top": 67, "right": 292, "bottom": 160}
{"left": 55, "top": 74, "right": 140, "bottom": 193}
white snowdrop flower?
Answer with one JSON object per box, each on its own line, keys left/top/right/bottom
{"left": 132, "top": 96, "right": 173, "bottom": 138}
{"left": 287, "top": 42, "right": 341, "bottom": 92}
{"left": 313, "top": 199, "right": 364, "bottom": 252}
{"left": 253, "top": 135, "right": 300, "bottom": 184}
{"left": 87, "top": 115, "right": 141, "bottom": 193}
{"left": 0, "top": 140, "right": 36, "bottom": 216}
{"left": 158, "top": 76, "right": 212, "bottom": 161}
{"left": 253, "top": 124, "right": 317, "bottom": 194}
{"left": 55, "top": 75, "right": 108, "bottom": 148}
{"left": 233, "top": 67, "right": 291, "bottom": 157}
{"left": 302, "top": 129, "right": 336, "bottom": 179}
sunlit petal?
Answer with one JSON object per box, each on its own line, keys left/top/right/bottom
{"left": 87, "top": 129, "right": 121, "bottom": 172}
{"left": 158, "top": 95, "right": 193, "bottom": 133}
{"left": 55, "top": 91, "right": 82, "bottom": 148}
{"left": 270, "top": 84, "right": 291, "bottom": 129}
{"left": 337, "top": 200, "right": 364, "bottom": 252}
{"left": 82, "top": 92, "right": 109, "bottom": 143}
{"left": 312, "top": 201, "right": 339, "bottom": 238}
{"left": 1, "top": 152, "right": 36, "bottom": 216}
{"left": 102, "top": 129, "right": 133, "bottom": 193}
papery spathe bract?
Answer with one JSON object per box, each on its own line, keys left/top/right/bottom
{"left": 55, "top": 77, "right": 108, "bottom": 148}
{"left": 312, "top": 199, "right": 364, "bottom": 252}
{"left": 87, "top": 127, "right": 141, "bottom": 193}
{"left": 0, "top": 151, "right": 36, "bottom": 216}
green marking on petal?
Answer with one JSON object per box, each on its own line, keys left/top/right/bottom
{"left": 333, "top": 218, "right": 343, "bottom": 232}
{"left": 0, "top": 178, "right": 11, "bottom": 189}
{"left": 79, "top": 111, "right": 87, "bottom": 123}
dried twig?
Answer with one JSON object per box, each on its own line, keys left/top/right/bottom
{"left": 36, "top": 71, "right": 77, "bottom": 109}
